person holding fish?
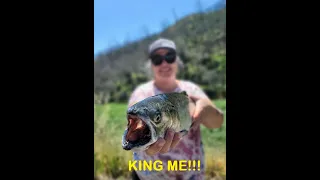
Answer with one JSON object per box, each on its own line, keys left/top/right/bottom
{"left": 122, "top": 38, "right": 224, "bottom": 180}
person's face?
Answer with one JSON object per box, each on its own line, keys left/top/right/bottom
{"left": 150, "top": 48, "right": 178, "bottom": 80}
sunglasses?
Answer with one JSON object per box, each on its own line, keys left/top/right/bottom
{"left": 150, "top": 52, "right": 176, "bottom": 66}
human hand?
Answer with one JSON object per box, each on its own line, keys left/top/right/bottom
{"left": 188, "top": 95, "right": 204, "bottom": 128}
{"left": 189, "top": 94, "right": 223, "bottom": 129}
{"left": 145, "top": 128, "right": 182, "bottom": 156}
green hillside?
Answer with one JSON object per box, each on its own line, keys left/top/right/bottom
{"left": 94, "top": 8, "right": 226, "bottom": 103}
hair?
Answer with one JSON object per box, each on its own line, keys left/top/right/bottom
{"left": 144, "top": 55, "right": 184, "bottom": 79}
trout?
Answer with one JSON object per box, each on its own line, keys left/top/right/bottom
{"left": 122, "top": 91, "right": 193, "bottom": 152}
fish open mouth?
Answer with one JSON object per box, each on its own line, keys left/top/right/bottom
{"left": 125, "top": 114, "right": 151, "bottom": 147}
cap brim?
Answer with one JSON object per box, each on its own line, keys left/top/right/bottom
{"left": 149, "top": 47, "right": 176, "bottom": 58}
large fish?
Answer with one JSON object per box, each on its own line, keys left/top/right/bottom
{"left": 122, "top": 91, "right": 193, "bottom": 152}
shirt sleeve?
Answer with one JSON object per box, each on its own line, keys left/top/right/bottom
{"left": 189, "top": 82, "right": 222, "bottom": 111}
{"left": 128, "top": 86, "right": 147, "bottom": 107}
{"left": 188, "top": 82, "right": 210, "bottom": 99}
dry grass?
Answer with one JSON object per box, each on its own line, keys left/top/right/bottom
{"left": 204, "top": 147, "right": 226, "bottom": 179}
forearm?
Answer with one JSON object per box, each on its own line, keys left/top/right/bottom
{"left": 197, "top": 99, "right": 224, "bottom": 129}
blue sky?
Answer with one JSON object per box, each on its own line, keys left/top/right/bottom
{"left": 94, "top": 0, "right": 221, "bottom": 56}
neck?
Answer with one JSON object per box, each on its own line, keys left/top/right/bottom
{"left": 154, "top": 78, "right": 179, "bottom": 93}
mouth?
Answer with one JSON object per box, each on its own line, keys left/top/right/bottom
{"left": 123, "top": 114, "right": 151, "bottom": 150}
{"left": 159, "top": 67, "right": 171, "bottom": 73}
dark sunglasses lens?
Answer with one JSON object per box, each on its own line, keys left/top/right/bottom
{"left": 151, "top": 56, "right": 163, "bottom": 65}
{"left": 165, "top": 54, "right": 176, "bottom": 63}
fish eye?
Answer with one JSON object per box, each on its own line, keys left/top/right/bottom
{"left": 154, "top": 114, "right": 161, "bottom": 123}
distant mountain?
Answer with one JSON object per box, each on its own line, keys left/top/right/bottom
{"left": 205, "top": 0, "right": 226, "bottom": 12}
{"left": 94, "top": 8, "right": 226, "bottom": 103}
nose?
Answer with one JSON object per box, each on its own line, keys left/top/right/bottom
{"left": 159, "top": 58, "right": 169, "bottom": 66}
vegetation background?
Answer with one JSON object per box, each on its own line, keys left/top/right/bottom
{"left": 94, "top": 0, "right": 226, "bottom": 179}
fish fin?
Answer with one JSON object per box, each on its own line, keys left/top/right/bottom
{"left": 180, "top": 91, "right": 188, "bottom": 96}
{"left": 179, "top": 129, "right": 188, "bottom": 137}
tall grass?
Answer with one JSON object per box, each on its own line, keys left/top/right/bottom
{"left": 94, "top": 104, "right": 132, "bottom": 179}
{"left": 94, "top": 99, "right": 226, "bottom": 179}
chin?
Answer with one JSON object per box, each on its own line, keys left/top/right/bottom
{"left": 159, "top": 74, "right": 175, "bottom": 80}
{"left": 158, "top": 70, "right": 173, "bottom": 76}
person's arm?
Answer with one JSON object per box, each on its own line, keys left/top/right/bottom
{"left": 189, "top": 95, "right": 224, "bottom": 129}
{"left": 145, "top": 94, "right": 224, "bottom": 156}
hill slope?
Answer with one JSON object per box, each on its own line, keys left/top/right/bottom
{"left": 94, "top": 8, "right": 226, "bottom": 103}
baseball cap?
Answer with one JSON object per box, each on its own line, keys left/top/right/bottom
{"left": 148, "top": 38, "right": 176, "bottom": 57}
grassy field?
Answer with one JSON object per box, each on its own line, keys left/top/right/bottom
{"left": 94, "top": 99, "right": 226, "bottom": 180}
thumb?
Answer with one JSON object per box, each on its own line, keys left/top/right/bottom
{"left": 190, "top": 115, "right": 201, "bottom": 129}
{"left": 192, "top": 104, "right": 202, "bottom": 120}
{"left": 188, "top": 95, "right": 202, "bottom": 119}
{"left": 190, "top": 105, "right": 203, "bottom": 130}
